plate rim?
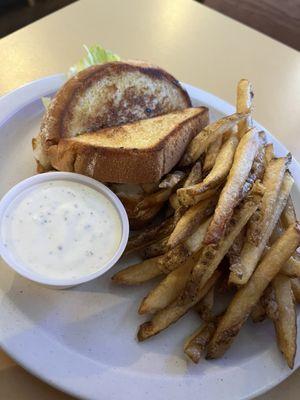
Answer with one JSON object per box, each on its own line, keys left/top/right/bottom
{"left": 0, "top": 74, "right": 299, "bottom": 400}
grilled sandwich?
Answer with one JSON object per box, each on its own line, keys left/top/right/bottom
{"left": 33, "top": 61, "right": 192, "bottom": 171}
{"left": 49, "top": 107, "right": 208, "bottom": 183}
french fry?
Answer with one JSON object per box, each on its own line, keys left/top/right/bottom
{"left": 291, "top": 278, "right": 300, "bottom": 303}
{"left": 173, "top": 205, "right": 188, "bottom": 225}
{"left": 130, "top": 203, "right": 165, "bottom": 230}
{"left": 267, "top": 220, "right": 300, "bottom": 278}
{"left": 281, "top": 195, "right": 297, "bottom": 229}
{"left": 217, "top": 271, "right": 231, "bottom": 294}
{"left": 159, "top": 171, "right": 186, "bottom": 189}
{"left": 239, "top": 138, "right": 266, "bottom": 200}
{"left": 264, "top": 143, "right": 274, "bottom": 164}
{"left": 247, "top": 156, "right": 289, "bottom": 246}
{"left": 236, "top": 79, "right": 253, "bottom": 138}
{"left": 282, "top": 254, "right": 300, "bottom": 278}
{"left": 167, "top": 161, "right": 203, "bottom": 210}
{"left": 204, "top": 128, "right": 260, "bottom": 245}
{"left": 261, "top": 285, "right": 278, "bottom": 321}
{"left": 251, "top": 301, "right": 266, "bottom": 323}
{"left": 141, "top": 182, "right": 160, "bottom": 194}
{"left": 203, "top": 135, "right": 223, "bottom": 172}
{"left": 158, "top": 217, "right": 212, "bottom": 273}
{"left": 138, "top": 254, "right": 196, "bottom": 314}
{"left": 228, "top": 171, "right": 294, "bottom": 285}
{"left": 169, "top": 193, "right": 181, "bottom": 210}
{"left": 156, "top": 243, "right": 191, "bottom": 273}
{"left": 125, "top": 217, "right": 174, "bottom": 255}
{"left": 135, "top": 188, "right": 173, "bottom": 211}
{"left": 251, "top": 285, "right": 278, "bottom": 323}
{"left": 168, "top": 197, "right": 217, "bottom": 249}
{"left": 141, "top": 237, "right": 169, "bottom": 259}
{"left": 111, "top": 256, "right": 164, "bottom": 285}
{"left": 194, "top": 285, "right": 215, "bottom": 322}
{"left": 180, "top": 112, "right": 249, "bottom": 166}
{"left": 184, "top": 217, "right": 212, "bottom": 253}
{"left": 184, "top": 161, "right": 203, "bottom": 187}
{"left": 228, "top": 228, "right": 245, "bottom": 276}
{"left": 184, "top": 184, "right": 263, "bottom": 302}
{"left": 137, "top": 269, "right": 221, "bottom": 341}
{"left": 269, "top": 220, "right": 284, "bottom": 243}
{"left": 272, "top": 274, "right": 297, "bottom": 368}
{"left": 206, "top": 223, "right": 300, "bottom": 359}
{"left": 184, "top": 320, "right": 217, "bottom": 363}
{"left": 114, "top": 218, "right": 211, "bottom": 285}
{"left": 178, "top": 186, "right": 222, "bottom": 207}
{"left": 177, "top": 134, "right": 238, "bottom": 206}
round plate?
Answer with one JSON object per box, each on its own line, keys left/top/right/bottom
{"left": 0, "top": 75, "right": 299, "bottom": 400}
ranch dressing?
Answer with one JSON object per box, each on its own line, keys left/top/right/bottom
{"left": 1, "top": 180, "right": 122, "bottom": 280}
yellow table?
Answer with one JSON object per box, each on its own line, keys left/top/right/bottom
{"left": 0, "top": 0, "right": 299, "bottom": 398}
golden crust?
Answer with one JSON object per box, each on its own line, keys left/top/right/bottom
{"left": 48, "top": 107, "right": 208, "bottom": 184}
{"left": 35, "top": 61, "right": 192, "bottom": 170}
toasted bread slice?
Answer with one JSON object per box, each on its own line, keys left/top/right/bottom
{"left": 33, "top": 61, "right": 191, "bottom": 170}
{"left": 48, "top": 107, "right": 208, "bottom": 183}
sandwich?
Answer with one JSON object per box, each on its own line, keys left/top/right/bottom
{"left": 33, "top": 58, "right": 209, "bottom": 227}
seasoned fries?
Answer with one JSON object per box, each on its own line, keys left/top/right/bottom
{"left": 203, "top": 135, "right": 223, "bottom": 172}
{"left": 177, "top": 134, "right": 238, "bottom": 206}
{"left": 138, "top": 254, "right": 196, "bottom": 315}
{"left": 247, "top": 156, "right": 289, "bottom": 245}
{"left": 141, "top": 236, "right": 169, "bottom": 259}
{"left": 281, "top": 195, "right": 297, "bottom": 228}
{"left": 236, "top": 79, "right": 253, "bottom": 137}
{"left": 195, "top": 285, "right": 215, "bottom": 321}
{"left": 180, "top": 112, "right": 249, "bottom": 166}
{"left": 272, "top": 274, "right": 297, "bottom": 368}
{"left": 113, "top": 79, "right": 299, "bottom": 368}
{"left": 282, "top": 254, "right": 300, "bottom": 278}
{"left": 114, "top": 218, "right": 211, "bottom": 285}
{"left": 178, "top": 186, "right": 221, "bottom": 208}
{"left": 184, "top": 161, "right": 203, "bottom": 187}
{"left": 125, "top": 217, "right": 174, "bottom": 255}
{"left": 184, "top": 320, "right": 217, "bottom": 363}
{"left": 229, "top": 171, "right": 294, "bottom": 285}
{"left": 159, "top": 171, "right": 186, "bottom": 189}
{"left": 207, "top": 224, "right": 300, "bottom": 359}
{"left": 261, "top": 285, "right": 278, "bottom": 321}
{"left": 228, "top": 229, "right": 245, "bottom": 276}
{"left": 239, "top": 139, "right": 266, "bottom": 200}
{"left": 168, "top": 197, "right": 217, "bottom": 249}
{"left": 137, "top": 270, "right": 221, "bottom": 341}
{"left": 204, "top": 128, "right": 260, "bottom": 245}
{"left": 265, "top": 143, "right": 274, "bottom": 164}
{"left": 169, "top": 193, "right": 181, "bottom": 210}
{"left": 184, "top": 185, "right": 263, "bottom": 302}
{"left": 135, "top": 188, "right": 173, "bottom": 211}
{"left": 291, "top": 278, "right": 300, "bottom": 303}
{"left": 251, "top": 301, "right": 266, "bottom": 323}
{"left": 112, "top": 256, "right": 164, "bottom": 285}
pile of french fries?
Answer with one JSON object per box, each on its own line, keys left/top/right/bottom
{"left": 112, "top": 79, "right": 300, "bottom": 369}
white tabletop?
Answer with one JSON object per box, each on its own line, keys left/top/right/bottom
{"left": 0, "top": 0, "right": 299, "bottom": 398}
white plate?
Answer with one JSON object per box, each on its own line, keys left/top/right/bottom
{"left": 0, "top": 75, "right": 299, "bottom": 400}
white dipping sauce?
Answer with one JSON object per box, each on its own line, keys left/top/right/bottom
{"left": 1, "top": 180, "right": 122, "bottom": 280}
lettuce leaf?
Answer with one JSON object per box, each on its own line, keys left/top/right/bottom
{"left": 68, "top": 44, "right": 120, "bottom": 77}
{"left": 41, "top": 96, "right": 51, "bottom": 109}
{"left": 41, "top": 44, "right": 120, "bottom": 110}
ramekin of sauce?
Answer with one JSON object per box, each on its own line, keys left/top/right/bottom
{"left": 0, "top": 172, "right": 129, "bottom": 288}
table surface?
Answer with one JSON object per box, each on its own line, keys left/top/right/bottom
{"left": 0, "top": 0, "right": 300, "bottom": 399}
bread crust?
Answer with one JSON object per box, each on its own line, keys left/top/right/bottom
{"left": 49, "top": 107, "right": 209, "bottom": 183}
{"left": 36, "top": 61, "right": 192, "bottom": 168}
